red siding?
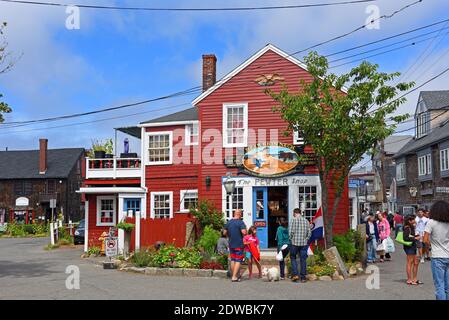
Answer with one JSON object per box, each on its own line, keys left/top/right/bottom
{"left": 196, "top": 49, "right": 349, "bottom": 233}
{"left": 86, "top": 194, "right": 118, "bottom": 248}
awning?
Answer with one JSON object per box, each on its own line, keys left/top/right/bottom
{"left": 115, "top": 126, "right": 141, "bottom": 139}
{"left": 77, "top": 187, "right": 146, "bottom": 194}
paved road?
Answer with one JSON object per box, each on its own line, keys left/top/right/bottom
{"left": 0, "top": 237, "right": 436, "bottom": 300}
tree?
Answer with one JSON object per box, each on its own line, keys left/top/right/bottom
{"left": 0, "top": 22, "right": 13, "bottom": 122}
{"left": 268, "top": 51, "right": 413, "bottom": 248}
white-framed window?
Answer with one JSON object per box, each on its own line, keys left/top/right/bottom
{"left": 416, "top": 112, "right": 430, "bottom": 138}
{"left": 150, "top": 192, "right": 173, "bottom": 219}
{"left": 225, "top": 187, "right": 244, "bottom": 220}
{"left": 146, "top": 131, "right": 172, "bottom": 165}
{"left": 293, "top": 130, "right": 305, "bottom": 145}
{"left": 440, "top": 148, "right": 449, "bottom": 172}
{"left": 349, "top": 198, "right": 355, "bottom": 230}
{"left": 185, "top": 123, "right": 199, "bottom": 146}
{"left": 223, "top": 103, "right": 248, "bottom": 148}
{"left": 396, "top": 162, "right": 406, "bottom": 181}
{"left": 96, "top": 196, "right": 116, "bottom": 226}
{"left": 298, "top": 186, "right": 319, "bottom": 221}
{"left": 418, "top": 154, "right": 432, "bottom": 176}
{"left": 180, "top": 190, "right": 198, "bottom": 212}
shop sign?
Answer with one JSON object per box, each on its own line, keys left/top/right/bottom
{"left": 254, "top": 221, "right": 267, "bottom": 228}
{"left": 420, "top": 188, "right": 434, "bottom": 196}
{"left": 232, "top": 176, "right": 317, "bottom": 187}
{"left": 15, "top": 197, "right": 29, "bottom": 207}
{"left": 242, "top": 144, "right": 300, "bottom": 177}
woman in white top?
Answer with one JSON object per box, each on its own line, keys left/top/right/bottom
{"left": 424, "top": 200, "right": 449, "bottom": 300}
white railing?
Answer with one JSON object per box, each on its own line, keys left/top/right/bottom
{"left": 86, "top": 157, "right": 142, "bottom": 179}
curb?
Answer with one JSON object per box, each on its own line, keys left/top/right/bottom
{"left": 121, "top": 266, "right": 228, "bottom": 279}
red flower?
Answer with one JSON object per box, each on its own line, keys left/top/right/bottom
{"left": 169, "top": 252, "right": 175, "bottom": 257}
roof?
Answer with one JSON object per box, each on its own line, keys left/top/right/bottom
{"left": 0, "top": 148, "right": 84, "bottom": 180}
{"left": 394, "top": 120, "right": 449, "bottom": 158}
{"left": 140, "top": 107, "right": 198, "bottom": 125}
{"left": 192, "top": 43, "right": 347, "bottom": 106}
{"left": 383, "top": 135, "right": 413, "bottom": 155}
{"left": 115, "top": 126, "right": 141, "bottom": 139}
{"left": 420, "top": 90, "right": 449, "bottom": 111}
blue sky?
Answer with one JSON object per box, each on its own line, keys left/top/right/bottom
{"left": 1, "top": 0, "right": 449, "bottom": 159}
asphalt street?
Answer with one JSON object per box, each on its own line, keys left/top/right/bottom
{"left": 0, "top": 237, "right": 436, "bottom": 300}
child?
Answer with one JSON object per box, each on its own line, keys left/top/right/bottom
{"left": 275, "top": 217, "right": 290, "bottom": 280}
{"left": 243, "top": 226, "right": 262, "bottom": 279}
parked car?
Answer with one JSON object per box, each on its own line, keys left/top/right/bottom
{"left": 74, "top": 219, "right": 85, "bottom": 245}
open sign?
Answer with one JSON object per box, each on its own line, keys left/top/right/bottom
{"left": 254, "top": 221, "right": 266, "bottom": 228}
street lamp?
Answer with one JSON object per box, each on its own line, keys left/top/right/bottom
{"left": 223, "top": 173, "right": 236, "bottom": 219}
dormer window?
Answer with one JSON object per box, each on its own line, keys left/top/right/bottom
{"left": 416, "top": 112, "right": 430, "bottom": 138}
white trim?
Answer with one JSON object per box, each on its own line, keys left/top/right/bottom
{"left": 150, "top": 191, "right": 173, "bottom": 219}
{"left": 193, "top": 44, "right": 347, "bottom": 106}
{"left": 396, "top": 162, "right": 406, "bottom": 181}
{"left": 418, "top": 154, "right": 432, "bottom": 176}
{"left": 96, "top": 196, "right": 116, "bottom": 227}
{"left": 440, "top": 148, "right": 449, "bottom": 172}
{"left": 84, "top": 200, "right": 89, "bottom": 253}
{"left": 144, "top": 131, "right": 173, "bottom": 165}
{"left": 78, "top": 187, "right": 146, "bottom": 194}
{"left": 139, "top": 120, "right": 198, "bottom": 128}
{"left": 222, "top": 102, "right": 248, "bottom": 148}
{"left": 179, "top": 189, "right": 198, "bottom": 213}
{"left": 185, "top": 123, "right": 199, "bottom": 146}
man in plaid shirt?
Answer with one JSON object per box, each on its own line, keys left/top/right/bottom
{"left": 289, "top": 208, "right": 311, "bottom": 282}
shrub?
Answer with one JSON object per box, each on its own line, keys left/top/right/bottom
{"left": 200, "top": 261, "right": 224, "bottom": 270}
{"left": 307, "top": 263, "right": 336, "bottom": 277}
{"left": 87, "top": 246, "right": 101, "bottom": 256}
{"left": 6, "top": 223, "right": 26, "bottom": 237}
{"left": 132, "top": 249, "right": 154, "bottom": 267}
{"left": 197, "top": 225, "right": 220, "bottom": 255}
{"left": 116, "top": 222, "right": 135, "bottom": 233}
{"left": 190, "top": 200, "right": 224, "bottom": 233}
{"left": 333, "top": 230, "right": 361, "bottom": 263}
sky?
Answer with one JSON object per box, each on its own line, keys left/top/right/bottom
{"left": 1, "top": 0, "right": 449, "bottom": 159}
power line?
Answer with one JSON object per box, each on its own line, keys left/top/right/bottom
{"left": 0, "top": 0, "right": 379, "bottom": 12}
{"left": 0, "top": 0, "right": 424, "bottom": 128}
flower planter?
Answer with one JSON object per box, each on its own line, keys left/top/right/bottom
{"left": 94, "top": 150, "right": 106, "bottom": 159}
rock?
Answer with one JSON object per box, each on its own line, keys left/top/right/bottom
{"left": 349, "top": 266, "right": 358, "bottom": 276}
{"left": 332, "top": 271, "right": 341, "bottom": 280}
{"left": 357, "top": 268, "right": 364, "bottom": 274}
{"left": 355, "top": 262, "right": 363, "bottom": 269}
{"left": 156, "top": 268, "right": 170, "bottom": 276}
{"left": 168, "top": 268, "right": 184, "bottom": 277}
{"left": 212, "top": 270, "right": 228, "bottom": 279}
{"left": 306, "top": 274, "right": 317, "bottom": 281}
{"left": 128, "top": 267, "right": 145, "bottom": 274}
{"left": 323, "top": 247, "right": 349, "bottom": 279}
{"left": 183, "top": 268, "right": 199, "bottom": 277}
{"left": 144, "top": 267, "right": 158, "bottom": 275}
{"left": 319, "top": 275, "right": 332, "bottom": 281}
{"left": 80, "top": 254, "right": 86, "bottom": 259}
{"left": 197, "top": 269, "right": 213, "bottom": 277}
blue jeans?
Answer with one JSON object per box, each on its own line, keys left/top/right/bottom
{"left": 431, "top": 258, "right": 449, "bottom": 300}
{"left": 277, "top": 246, "right": 290, "bottom": 278}
{"left": 367, "top": 237, "right": 377, "bottom": 262}
{"left": 290, "top": 245, "right": 308, "bottom": 280}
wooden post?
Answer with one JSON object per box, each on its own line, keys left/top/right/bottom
{"left": 357, "top": 223, "right": 367, "bottom": 265}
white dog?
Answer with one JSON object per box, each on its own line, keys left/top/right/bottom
{"left": 262, "top": 267, "right": 280, "bottom": 282}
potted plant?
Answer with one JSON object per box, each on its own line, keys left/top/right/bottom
{"left": 91, "top": 139, "right": 106, "bottom": 159}
{"left": 116, "top": 221, "right": 134, "bottom": 259}
{"left": 104, "top": 138, "right": 114, "bottom": 159}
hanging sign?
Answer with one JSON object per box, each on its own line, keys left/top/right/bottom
{"left": 242, "top": 144, "right": 300, "bottom": 177}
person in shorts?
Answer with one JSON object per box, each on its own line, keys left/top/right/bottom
{"left": 416, "top": 209, "right": 430, "bottom": 263}
{"left": 403, "top": 214, "right": 423, "bottom": 285}
{"left": 224, "top": 209, "right": 247, "bottom": 282}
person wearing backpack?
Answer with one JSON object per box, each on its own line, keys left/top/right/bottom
{"left": 403, "top": 214, "right": 422, "bottom": 286}
{"left": 424, "top": 201, "right": 449, "bottom": 300}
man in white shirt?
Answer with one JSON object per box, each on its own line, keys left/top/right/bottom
{"left": 416, "top": 209, "right": 430, "bottom": 263}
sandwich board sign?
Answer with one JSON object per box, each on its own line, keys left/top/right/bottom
{"left": 105, "top": 237, "right": 118, "bottom": 257}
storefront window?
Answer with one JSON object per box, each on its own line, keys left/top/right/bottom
{"left": 255, "top": 190, "right": 265, "bottom": 219}
{"left": 225, "top": 187, "right": 243, "bottom": 220}
{"left": 299, "top": 186, "right": 318, "bottom": 221}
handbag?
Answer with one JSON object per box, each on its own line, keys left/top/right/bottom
{"left": 395, "top": 231, "right": 413, "bottom": 246}
{"left": 276, "top": 250, "right": 283, "bottom": 262}
{"left": 376, "top": 241, "right": 386, "bottom": 252}
{"left": 383, "top": 237, "right": 395, "bottom": 253}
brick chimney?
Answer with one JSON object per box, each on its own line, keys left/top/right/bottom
{"left": 202, "top": 54, "right": 217, "bottom": 92}
{"left": 39, "top": 138, "right": 48, "bottom": 174}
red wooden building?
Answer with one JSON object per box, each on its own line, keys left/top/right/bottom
{"left": 79, "top": 44, "right": 349, "bottom": 252}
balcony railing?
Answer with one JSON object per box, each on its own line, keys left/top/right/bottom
{"left": 86, "top": 157, "right": 142, "bottom": 179}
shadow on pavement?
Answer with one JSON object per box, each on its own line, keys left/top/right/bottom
{"left": 0, "top": 260, "right": 57, "bottom": 279}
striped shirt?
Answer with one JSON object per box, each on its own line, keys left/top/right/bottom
{"left": 289, "top": 215, "right": 311, "bottom": 246}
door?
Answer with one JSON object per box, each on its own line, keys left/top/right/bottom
{"left": 252, "top": 187, "right": 268, "bottom": 249}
